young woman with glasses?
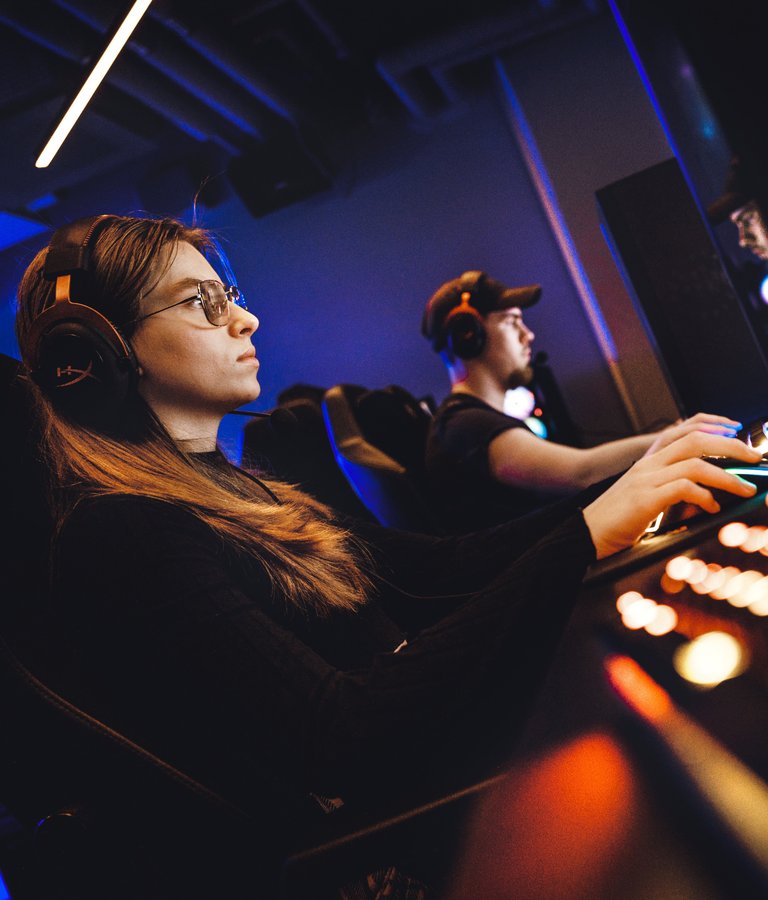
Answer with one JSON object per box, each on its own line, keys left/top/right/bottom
{"left": 14, "top": 214, "right": 762, "bottom": 897}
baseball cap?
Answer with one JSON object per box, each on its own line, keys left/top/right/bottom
{"left": 421, "top": 270, "right": 542, "bottom": 351}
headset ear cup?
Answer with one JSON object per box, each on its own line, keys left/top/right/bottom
{"left": 446, "top": 311, "right": 486, "bottom": 359}
{"left": 32, "top": 319, "right": 138, "bottom": 420}
{"left": 26, "top": 215, "right": 139, "bottom": 423}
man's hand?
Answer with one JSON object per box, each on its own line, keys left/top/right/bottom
{"left": 584, "top": 431, "right": 762, "bottom": 560}
{"left": 644, "top": 412, "right": 743, "bottom": 457}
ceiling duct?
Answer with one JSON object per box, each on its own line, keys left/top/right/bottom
{"left": 55, "top": 0, "right": 298, "bottom": 140}
{"left": 48, "top": 0, "right": 334, "bottom": 216}
{"left": 0, "top": 0, "right": 609, "bottom": 225}
{"left": 376, "top": 0, "right": 603, "bottom": 119}
{"left": 148, "top": 4, "right": 303, "bottom": 122}
{"left": 0, "top": 2, "right": 244, "bottom": 153}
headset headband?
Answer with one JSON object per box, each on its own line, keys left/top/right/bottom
{"left": 44, "top": 214, "right": 115, "bottom": 286}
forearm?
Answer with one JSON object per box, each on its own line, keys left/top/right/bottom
{"left": 571, "top": 411, "right": 745, "bottom": 488}
{"left": 311, "top": 513, "right": 596, "bottom": 793}
{"left": 576, "top": 433, "right": 655, "bottom": 487}
{"left": 348, "top": 496, "right": 590, "bottom": 598}
{"left": 489, "top": 427, "right": 652, "bottom": 494}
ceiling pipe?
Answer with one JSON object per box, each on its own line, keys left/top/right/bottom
{"left": 55, "top": 0, "right": 303, "bottom": 127}
{"left": 428, "top": 68, "right": 465, "bottom": 106}
{"left": 295, "top": 0, "right": 350, "bottom": 61}
{"left": 54, "top": 0, "right": 286, "bottom": 141}
{"left": 376, "top": 0, "right": 602, "bottom": 119}
{"left": 148, "top": 9, "right": 300, "bottom": 124}
{"left": 0, "top": 2, "right": 245, "bottom": 154}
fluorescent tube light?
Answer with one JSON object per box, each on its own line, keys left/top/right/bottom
{"left": 35, "top": 0, "right": 153, "bottom": 168}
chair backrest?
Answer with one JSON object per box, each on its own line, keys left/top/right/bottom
{"left": 354, "top": 384, "right": 434, "bottom": 481}
{"left": 241, "top": 390, "right": 376, "bottom": 522}
{"left": 322, "top": 384, "right": 444, "bottom": 533}
{"left": 0, "top": 630, "right": 265, "bottom": 899}
{"left": 0, "top": 354, "right": 53, "bottom": 613}
{"left": 0, "top": 354, "right": 271, "bottom": 897}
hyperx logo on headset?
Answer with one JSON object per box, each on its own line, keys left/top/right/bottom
{"left": 55, "top": 361, "right": 97, "bottom": 387}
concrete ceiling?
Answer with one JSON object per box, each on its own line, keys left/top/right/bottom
{"left": 0, "top": 0, "right": 605, "bottom": 232}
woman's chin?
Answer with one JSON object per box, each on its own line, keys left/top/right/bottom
{"left": 241, "top": 380, "right": 262, "bottom": 404}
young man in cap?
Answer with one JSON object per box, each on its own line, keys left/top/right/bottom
{"left": 706, "top": 156, "right": 768, "bottom": 348}
{"left": 421, "top": 270, "right": 742, "bottom": 532}
{"left": 708, "top": 156, "right": 768, "bottom": 261}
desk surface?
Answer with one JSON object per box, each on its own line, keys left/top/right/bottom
{"left": 447, "top": 719, "right": 765, "bottom": 900}
{"left": 466, "top": 489, "right": 768, "bottom": 899}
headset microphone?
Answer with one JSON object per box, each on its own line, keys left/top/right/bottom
{"left": 223, "top": 409, "right": 293, "bottom": 505}
{"left": 226, "top": 407, "right": 300, "bottom": 434}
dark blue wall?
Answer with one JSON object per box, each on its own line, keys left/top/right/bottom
{"left": 1, "top": 15, "right": 673, "bottom": 462}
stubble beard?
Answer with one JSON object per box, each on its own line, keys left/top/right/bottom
{"left": 507, "top": 364, "right": 534, "bottom": 390}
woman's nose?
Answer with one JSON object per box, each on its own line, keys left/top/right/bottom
{"left": 231, "top": 303, "right": 259, "bottom": 334}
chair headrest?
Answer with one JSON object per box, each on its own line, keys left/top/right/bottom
{"left": 355, "top": 385, "right": 432, "bottom": 474}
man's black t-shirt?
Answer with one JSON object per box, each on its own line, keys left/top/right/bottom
{"left": 425, "top": 393, "right": 575, "bottom": 532}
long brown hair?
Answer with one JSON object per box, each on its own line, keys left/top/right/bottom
{"left": 16, "top": 215, "right": 371, "bottom": 615}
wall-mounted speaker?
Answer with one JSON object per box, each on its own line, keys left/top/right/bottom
{"left": 227, "top": 134, "right": 333, "bottom": 218}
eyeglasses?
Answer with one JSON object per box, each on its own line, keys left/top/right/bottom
{"left": 136, "top": 280, "right": 248, "bottom": 327}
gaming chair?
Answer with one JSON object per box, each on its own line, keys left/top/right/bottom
{"left": 322, "top": 383, "right": 443, "bottom": 534}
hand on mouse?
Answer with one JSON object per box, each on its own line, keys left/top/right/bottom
{"left": 643, "top": 412, "right": 743, "bottom": 457}
{"left": 584, "top": 431, "right": 762, "bottom": 560}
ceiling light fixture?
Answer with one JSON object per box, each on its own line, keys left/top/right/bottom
{"left": 35, "top": 0, "right": 154, "bottom": 169}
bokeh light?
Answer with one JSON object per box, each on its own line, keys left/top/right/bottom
{"left": 665, "top": 556, "right": 693, "bottom": 581}
{"left": 621, "top": 597, "right": 658, "bottom": 630}
{"left": 673, "top": 631, "right": 747, "bottom": 686}
{"left": 645, "top": 604, "right": 678, "bottom": 636}
{"left": 718, "top": 522, "right": 749, "bottom": 548}
{"left": 616, "top": 591, "right": 644, "bottom": 614}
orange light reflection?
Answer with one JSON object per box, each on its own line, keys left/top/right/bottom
{"left": 446, "top": 730, "right": 641, "bottom": 900}
{"left": 604, "top": 654, "right": 672, "bottom": 722}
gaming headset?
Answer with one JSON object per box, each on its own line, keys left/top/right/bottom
{"left": 26, "top": 215, "right": 140, "bottom": 419}
{"left": 442, "top": 270, "right": 487, "bottom": 360}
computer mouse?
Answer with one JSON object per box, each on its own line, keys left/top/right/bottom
{"left": 702, "top": 453, "right": 768, "bottom": 479}
{"left": 706, "top": 456, "right": 768, "bottom": 507}
{"left": 646, "top": 456, "right": 768, "bottom": 536}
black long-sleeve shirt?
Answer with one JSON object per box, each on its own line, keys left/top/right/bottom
{"left": 48, "top": 483, "right": 596, "bottom": 848}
